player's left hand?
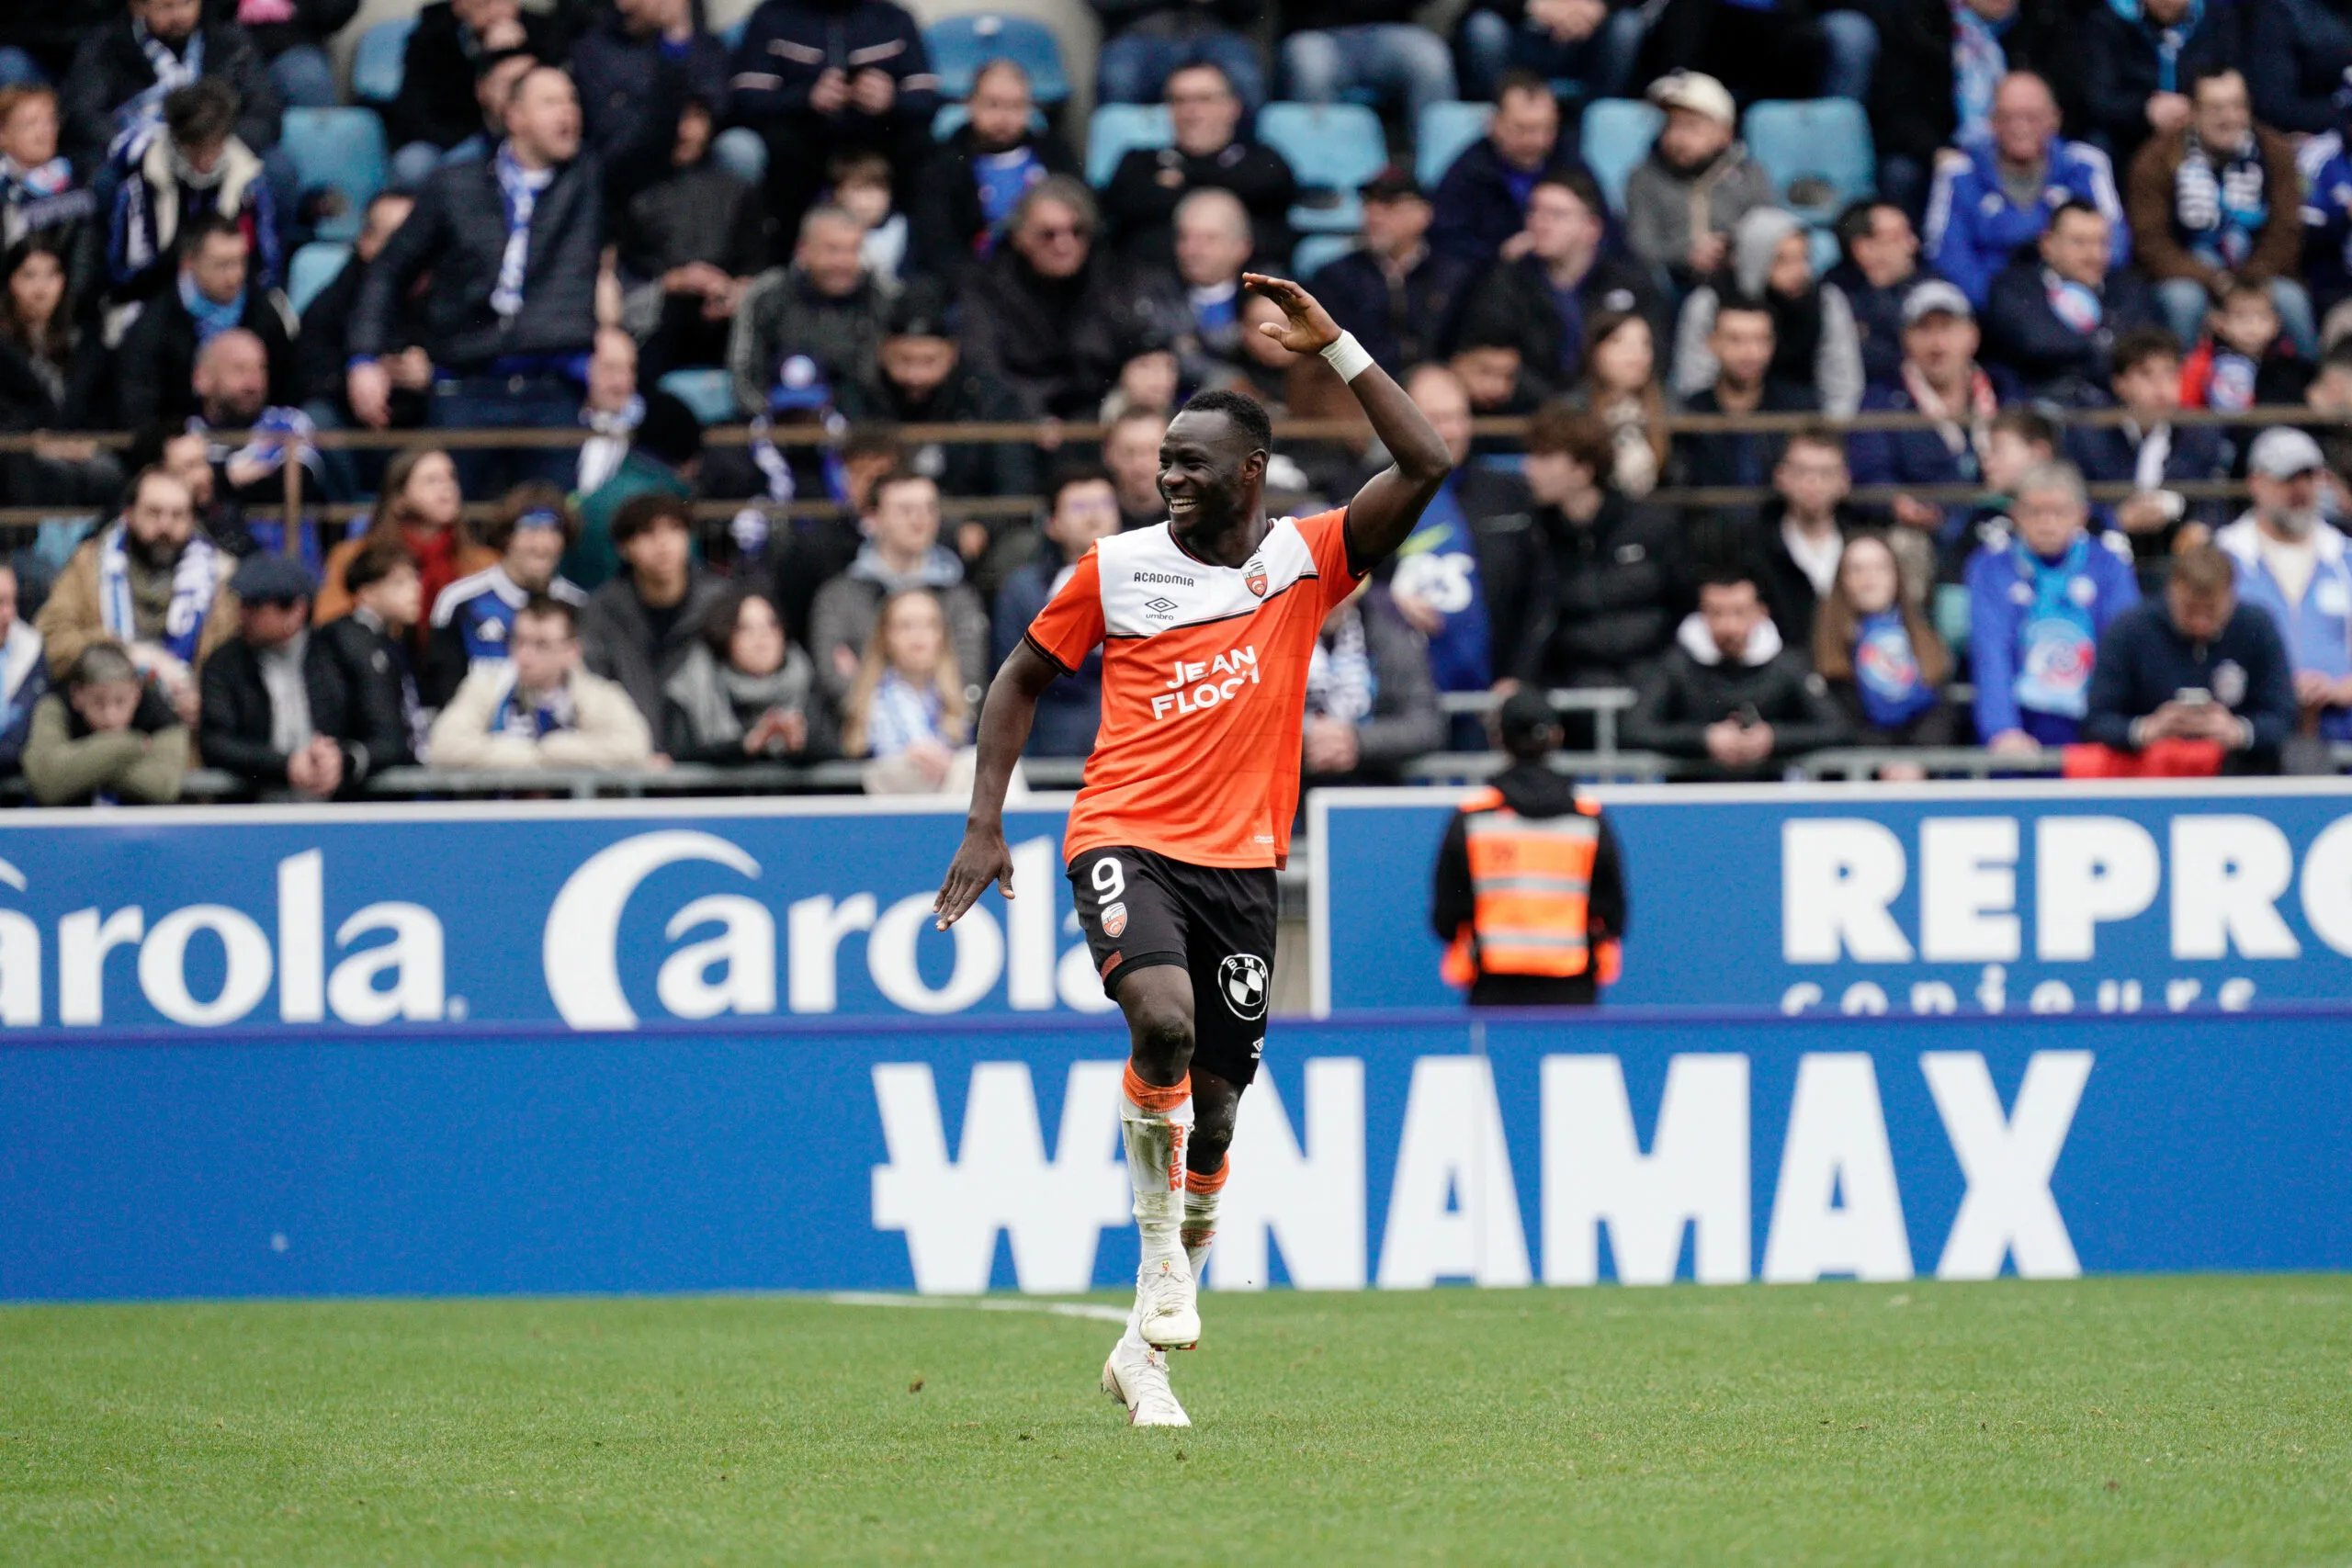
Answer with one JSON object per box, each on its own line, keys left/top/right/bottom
{"left": 934, "top": 823, "right": 1015, "bottom": 930}
{"left": 1243, "top": 274, "right": 1342, "bottom": 355}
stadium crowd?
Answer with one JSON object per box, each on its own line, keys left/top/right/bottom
{"left": 1, "top": 0, "right": 2351, "bottom": 800}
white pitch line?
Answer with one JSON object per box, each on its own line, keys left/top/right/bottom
{"left": 825, "top": 1291, "right": 1131, "bottom": 1325}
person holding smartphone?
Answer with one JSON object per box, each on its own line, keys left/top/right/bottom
{"left": 2084, "top": 543, "right": 2298, "bottom": 773}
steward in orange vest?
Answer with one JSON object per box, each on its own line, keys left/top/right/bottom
{"left": 1431, "top": 689, "right": 1625, "bottom": 1006}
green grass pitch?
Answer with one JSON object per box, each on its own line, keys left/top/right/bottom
{"left": 4, "top": 1277, "right": 2347, "bottom": 1565}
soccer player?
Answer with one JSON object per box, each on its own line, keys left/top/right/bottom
{"left": 933, "top": 274, "right": 1453, "bottom": 1427}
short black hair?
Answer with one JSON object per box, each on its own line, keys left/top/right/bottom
{"left": 1531, "top": 167, "right": 1604, "bottom": 219}
{"left": 2049, "top": 197, "right": 2109, "bottom": 231}
{"left": 866, "top": 466, "right": 938, "bottom": 513}
{"left": 1833, "top": 198, "right": 1901, "bottom": 259}
{"left": 1699, "top": 568, "right": 1759, "bottom": 595}
{"left": 700, "top": 582, "right": 783, "bottom": 658}
{"left": 342, "top": 539, "right": 415, "bottom": 597}
{"left": 2188, "top": 62, "right": 2245, "bottom": 99}
{"left": 185, "top": 213, "right": 245, "bottom": 254}
{"left": 1713, "top": 291, "right": 1775, "bottom": 325}
{"left": 2111, "top": 325, "right": 2183, "bottom": 378}
{"left": 610, "top": 491, "right": 692, "bottom": 547}
{"left": 1046, "top": 461, "right": 1114, "bottom": 513}
{"left": 1178, "top": 387, "right": 1272, "bottom": 454}
{"left": 1991, "top": 405, "right": 2059, "bottom": 447}
{"left": 514, "top": 592, "right": 578, "bottom": 636}
{"left": 1494, "top": 69, "right": 1552, "bottom": 109}
{"left": 164, "top": 79, "right": 237, "bottom": 147}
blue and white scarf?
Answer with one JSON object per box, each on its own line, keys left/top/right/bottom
{"left": 119, "top": 20, "right": 203, "bottom": 148}
{"left": 487, "top": 666, "right": 577, "bottom": 737}
{"left": 2012, "top": 535, "right": 2099, "bottom": 719}
{"left": 864, "top": 671, "right": 945, "bottom": 756}
{"left": 1853, "top": 608, "right": 1937, "bottom": 728}
{"left": 2045, "top": 268, "right": 2105, "bottom": 333}
{"left": 179, "top": 267, "right": 245, "bottom": 345}
{"left": 490, "top": 142, "right": 552, "bottom": 320}
{"left": 97, "top": 520, "right": 219, "bottom": 665}
{"left": 2173, "top": 130, "right": 2267, "bottom": 270}
{"left": 1951, "top": 0, "right": 2010, "bottom": 148}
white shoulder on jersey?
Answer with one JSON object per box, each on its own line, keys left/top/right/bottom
{"left": 1095, "top": 518, "right": 1320, "bottom": 637}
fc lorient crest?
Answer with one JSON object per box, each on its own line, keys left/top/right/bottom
{"left": 1245, "top": 561, "right": 1268, "bottom": 598}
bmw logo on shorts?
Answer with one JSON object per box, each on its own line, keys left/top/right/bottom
{"left": 1219, "top": 953, "right": 1270, "bottom": 1021}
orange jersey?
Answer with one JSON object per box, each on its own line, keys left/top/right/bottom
{"left": 1024, "top": 509, "right": 1362, "bottom": 869}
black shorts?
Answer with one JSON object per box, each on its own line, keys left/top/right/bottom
{"left": 1069, "top": 844, "right": 1279, "bottom": 1087}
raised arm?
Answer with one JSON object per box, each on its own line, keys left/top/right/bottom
{"left": 1242, "top": 274, "right": 1453, "bottom": 575}
{"left": 933, "top": 642, "right": 1059, "bottom": 928}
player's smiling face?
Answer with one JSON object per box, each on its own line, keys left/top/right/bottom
{"left": 1159, "top": 409, "right": 1261, "bottom": 544}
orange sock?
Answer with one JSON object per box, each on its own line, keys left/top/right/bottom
{"left": 1123, "top": 1065, "right": 1192, "bottom": 1114}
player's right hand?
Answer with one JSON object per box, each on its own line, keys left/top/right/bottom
{"left": 933, "top": 826, "right": 1014, "bottom": 930}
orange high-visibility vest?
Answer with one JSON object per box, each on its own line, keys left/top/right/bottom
{"left": 1442, "top": 786, "right": 1621, "bottom": 987}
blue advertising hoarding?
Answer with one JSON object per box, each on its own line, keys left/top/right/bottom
{"left": 3, "top": 1009, "right": 2348, "bottom": 1300}
{"left": 1313, "top": 779, "right": 2352, "bottom": 1016}
{"left": 0, "top": 798, "right": 1110, "bottom": 1032}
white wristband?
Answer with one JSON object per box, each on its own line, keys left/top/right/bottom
{"left": 1320, "top": 331, "right": 1375, "bottom": 383}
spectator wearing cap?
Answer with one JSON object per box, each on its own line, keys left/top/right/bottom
{"left": 1923, "top": 72, "right": 2128, "bottom": 312}
{"left": 2215, "top": 428, "right": 2352, "bottom": 742}
{"left": 351, "top": 64, "right": 618, "bottom": 502}
{"left": 430, "top": 592, "right": 652, "bottom": 770}
{"left": 908, "top": 60, "right": 1076, "bottom": 282}
{"left": 959, "top": 175, "right": 1184, "bottom": 420}
{"left": 2127, "top": 65, "right": 2316, "bottom": 361}
{"left": 1848, "top": 279, "right": 2007, "bottom": 554}
{"left": 726, "top": 0, "right": 939, "bottom": 242}
{"left": 836, "top": 282, "right": 1037, "bottom": 504}
{"left": 1280, "top": 2, "right": 1458, "bottom": 125}
{"left": 1460, "top": 0, "right": 1650, "bottom": 104}
{"left": 1673, "top": 206, "right": 1864, "bottom": 417}
{"left": 1101, "top": 62, "right": 1294, "bottom": 275}
{"left": 424, "top": 482, "right": 588, "bottom": 707}
{"left": 38, "top": 467, "right": 234, "bottom": 723}
{"left": 198, "top": 551, "right": 412, "bottom": 799}
{"left": 573, "top": 387, "right": 703, "bottom": 592}
{"left": 107, "top": 79, "right": 279, "bottom": 309}
{"left": 60, "top": 0, "right": 281, "bottom": 181}
{"left": 2066, "top": 325, "right": 2225, "bottom": 577}
{"left": 728, "top": 203, "right": 891, "bottom": 418}
{"left": 1623, "top": 72, "right": 1775, "bottom": 293}
{"left": 1431, "top": 72, "right": 1593, "bottom": 267}
{"left": 1965, "top": 458, "right": 2142, "bottom": 752}
{"left": 114, "top": 220, "right": 296, "bottom": 430}
{"left": 1623, "top": 568, "right": 1850, "bottom": 779}
{"left": 1091, "top": 0, "right": 1266, "bottom": 113}
{"left": 614, "top": 93, "right": 768, "bottom": 378}
{"left": 2084, "top": 542, "right": 2296, "bottom": 773}
{"left": 1826, "top": 199, "right": 1929, "bottom": 391}
{"left": 1430, "top": 687, "right": 1627, "bottom": 1007}
{"left": 1454, "top": 168, "right": 1664, "bottom": 390}
{"left": 993, "top": 464, "right": 1118, "bottom": 756}
{"left": 1307, "top": 165, "right": 1479, "bottom": 374}
{"left": 808, "top": 469, "right": 989, "bottom": 710}
{"left": 580, "top": 491, "right": 727, "bottom": 733}
{"left": 386, "top": 1, "right": 560, "bottom": 180}
{"left": 572, "top": 0, "right": 732, "bottom": 209}
{"left": 1982, "top": 197, "right": 2155, "bottom": 404}
{"left": 21, "top": 639, "right": 188, "bottom": 807}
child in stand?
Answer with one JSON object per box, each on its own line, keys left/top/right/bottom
{"left": 20, "top": 641, "right": 187, "bottom": 806}
{"left": 842, "top": 587, "right": 972, "bottom": 795}
{"left": 832, "top": 151, "right": 908, "bottom": 292}
{"left": 2181, "top": 279, "right": 2312, "bottom": 413}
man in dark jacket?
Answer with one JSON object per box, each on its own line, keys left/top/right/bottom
{"left": 2067, "top": 324, "right": 2225, "bottom": 578}
{"left": 2242, "top": 0, "right": 2352, "bottom": 135}
{"left": 2085, "top": 541, "right": 2297, "bottom": 772}
{"left": 198, "top": 550, "right": 415, "bottom": 799}
{"left": 1736, "top": 427, "right": 1858, "bottom": 650}
{"left": 1673, "top": 296, "right": 1820, "bottom": 499}
{"left": 2079, "top": 0, "right": 2238, "bottom": 166}
{"left": 727, "top": 203, "right": 890, "bottom": 413}
{"left": 1849, "top": 279, "right": 2008, "bottom": 552}
{"left": 958, "top": 175, "right": 1184, "bottom": 419}
{"left": 1431, "top": 72, "right": 1585, "bottom": 265}
{"left": 1454, "top": 168, "right": 1662, "bottom": 389}
{"left": 299, "top": 192, "right": 428, "bottom": 436}
{"left": 349, "top": 65, "right": 618, "bottom": 498}
{"left": 835, "top": 282, "right": 1037, "bottom": 506}
{"left": 1430, "top": 688, "right": 1627, "bottom": 1007}
{"left": 386, "top": 0, "right": 563, "bottom": 173}
{"left": 115, "top": 219, "right": 294, "bottom": 428}
{"left": 726, "top": 0, "right": 938, "bottom": 240}
{"left": 1511, "top": 402, "right": 1686, "bottom": 692}
{"left": 616, "top": 98, "right": 767, "bottom": 377}
{"left": 571, "top": 0, "right": 730, "bottom": 207}
{"left": 1624, "top": 570, "right": 1849, "bottom": 777}
{"left": 59, "top": 0, "right": 280, "bottom": 177}
{"left": 579, "top": 491, "right": 727, "bottom": 733}
{"left": 1100, "top": 61, "right": 1293, "bottom": 273}
{"left": 1306, "top": 165, "right": 1479, "bottom": 374}
{"left": 1826, "top": 198, "right": 1928, "bottom": 389}
{"left": 907, "top": 58, "right": 1078, "bottom": 281}
{"left": 1983, "top": 198, "right": 2155, "bottom": 404}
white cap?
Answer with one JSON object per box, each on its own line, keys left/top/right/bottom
{"left": 2248, "top": 426, "right": 2327, "bottom": 479}
{"left": 1645, "top": 71, "right": 1737, "bottom": 129}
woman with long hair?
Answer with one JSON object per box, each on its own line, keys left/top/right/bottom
{"left": 842, "top": 588, "right": 972, "bottom": 794}
{"left": 1812, "top": 531, "right": 1956, "bottom": 777}
{"left": 663, "top": 584, "right": 829, "bottom": 764}
{"left": 0, "top": 233, "right": 114, "bottom": 508}
{"left": 315, "top": 447, "right": 496, "bottom": 649}
{"left": 1569, "top": 310, "right": 1672, "bottom": 499}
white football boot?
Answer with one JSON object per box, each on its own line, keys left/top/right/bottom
{"left": 1133, "top": 1253, "right": 1201, "bottom": 1350}
{"left": 1102, "top": 1323, "right": 1192, "bottom": 1427}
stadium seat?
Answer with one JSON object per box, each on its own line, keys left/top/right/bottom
{"left": 286, "top": 241, "right": 348, "bottom": 315}
{"left": 1256, "top": 102, "right": 1385, "bottom": 235}
{"left": 280, "top": 107, "right": 386, "bottom": 243}
{"left": 659, "top": 368, "right": 738, "bottom": 426}
{"left": 1742, "top": 98, "right": 1875, "bottom": 224}
{"left": 1416, "top": 101, "right": 1492, "bottom": 191}
{"left": 352, "top": 17, "right": 413, "bottom": 107}
{"left": 1579, "top": 98, "right": 1662, "bottom": 218}
{"left": 1086, "top": 104, "right": 1171, "bottom": 186}
{"left": 926, "top": 14, "right": 1069, "bottom": 105}
{"left": 1292, "top": 232, "right": 1357, "bottom": 278}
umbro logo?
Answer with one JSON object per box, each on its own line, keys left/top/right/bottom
{"left": 1145, "top": 596, "right": 1180, "bottom": 615}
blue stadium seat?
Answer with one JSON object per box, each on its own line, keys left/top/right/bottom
{"left": 1086, "top": 104, "right": 1171, "bottom": 186}
{"left": 926, "top": 14, "right": 1069, "bottom": 105}
{"left": 286, "top": 241, "right": 348, "bottom": 316}
{"left": 1742, "top": 98, "right": 1875, "bottom": 225}
{"left": 352, "top": 17, "right": 413, "bottom": 107}
{"left": 660, "top": 368, "right": 739, "bottom": 426}
{"left": 1579, "top": 99, "right": 1662, "bottom": 218}
{"left": 720, "top": 17, "right": 747, "bottom": 51}
{"left": 281, "top": 107, "right": 387, "bottom": 243}
{"left": 1256, "top": 102, "right": 1385, "bottom": 235}
{"left": 1416, "top": 102, "right": 1492, "bottom": 191}
{"left": 1293, "top": 232, "right": 1357, "bottom": 278}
